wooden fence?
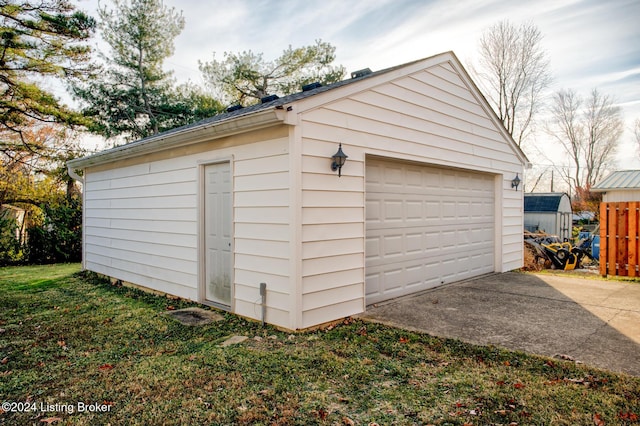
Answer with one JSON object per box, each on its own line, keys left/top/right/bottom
{"left": 600, "top": 202, "right": 639, "bottom": 277}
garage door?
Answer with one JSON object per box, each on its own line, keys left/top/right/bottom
{"left": 366, "top": 158, "right": 495, "bottom": 304}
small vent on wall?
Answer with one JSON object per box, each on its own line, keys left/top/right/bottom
{"left": 351, "top": 68, "right": 372, "bottom": 79}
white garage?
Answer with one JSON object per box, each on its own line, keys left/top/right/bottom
{"left": 365, "top": 158, "right": 496, "bottom": 304}
{"left": 69, "top": 51, "right": 528, "bottom": 331}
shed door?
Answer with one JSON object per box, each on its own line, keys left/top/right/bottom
{"left": 366, "top": 159, "right": 495, "bottom": 305}
{"left": 204, "top": 162, "right": 232, "bottom": 307}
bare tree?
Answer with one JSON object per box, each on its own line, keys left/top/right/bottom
{"left": 548, "top": 88, "right": 623, "bottom": 190}
{"left": 472, "top": 20, "right": 552, "bottom": 147}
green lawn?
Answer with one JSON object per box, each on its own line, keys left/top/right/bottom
{"left": 1, "top": 264, "right": 638, "bottom": 425}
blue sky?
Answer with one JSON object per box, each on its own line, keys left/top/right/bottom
{"left": 76, "top": 0, "right": 640, "bottom": 169}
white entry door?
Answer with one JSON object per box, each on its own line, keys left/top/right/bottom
{"left": 204, "top": 162, "right": 232, "bottom": 307}
{"left": 366, "top": 158, "right": 495, "bottom": 305}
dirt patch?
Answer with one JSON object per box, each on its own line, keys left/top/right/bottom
{"left": 163, "top": 307, "right": 224, "bottom": 326}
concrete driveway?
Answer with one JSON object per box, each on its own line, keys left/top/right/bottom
{"left": 360, "top": 272, "right": 640, "bottom": 376}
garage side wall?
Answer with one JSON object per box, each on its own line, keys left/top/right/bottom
{"left": 82, "top": 128, "right": 293, "bottom": 329}
{"left": 298, "top": 61, "right": 524, "bottom": 327}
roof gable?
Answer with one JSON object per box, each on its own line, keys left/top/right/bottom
{"left": 291, "top": 52, "right": 529, "bottom": 167}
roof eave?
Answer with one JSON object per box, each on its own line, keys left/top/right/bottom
{"left": 590, "top": 187, "right": 633, "bottom": 193}
{"left": 68, "top": 108, "right": 287, "bottom": 170}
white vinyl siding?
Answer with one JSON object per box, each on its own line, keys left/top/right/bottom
{"left": 298, "top": 60, "right": 523, "bottom": 325}
{"left": 84, "top": 160, "right": 199, "bottom": 299}
{"left": 83, "top": 131, "right": 293, "bottom": 329}
{"left": 234, "top": 149, "right": 291, "bottom": 328}
{"left": 603, "top": 190, "right": 640, "bottom": 202}
{"left": 297, "top": 138, "right": 365, "bottom": 328}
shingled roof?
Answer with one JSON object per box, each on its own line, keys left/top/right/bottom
{"left": 524, "top": 193, "right": 570, "bottom": 212}
{"left": 122, "top": 60, "right": 421, "bottom": 145}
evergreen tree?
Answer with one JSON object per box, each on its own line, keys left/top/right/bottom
{"left": 199, "top": 40, "right": 346, "bottom": 107}
{"left": 74, "top": 0, "right": 220, "bottom": 142}
{"left": 0, "top": 0, "right": 95, "bottom": 153}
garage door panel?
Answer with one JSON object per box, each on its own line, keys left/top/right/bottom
{"left": 366, "top": 272, "right": 381, "bottom": 296}
{"left": 406, "top": 232, "right": 423, "bottom": 254}
{"left": 365, "top": 200, "right": 382, "bottom": 222}
{"left": 470, "top": 226, "right": 494, "bottom": 243}
{"left": 366, "top": 197, "right": 492, "bottom": 218}
{"left": 383, "top": 234, "right": 404, "bottom": 257}
{"left": 367, "top": 261, "right": 447, "bottom": 302}
{"left": 365, "top": 236, "right": 380, "bottom": 260}
{"left": 406, "top": 169, "right": 423, "bottom": 187}
{"left": 366, "top": 237, "right": 492, "bottom": 267}
{"left": 367, "top": 219, "right": 494, "bottom": 232}
{"left": 406, "top": 201, "right": 423, "bottom": 220}
{"left": 367, "top": 224, "right": 494, "bottom": 245}
{"left": 441, "top": 171, "right": 457, "bottom": 188}
{"left": 366, "top": 158, "right": 495, "bottom": 304}
{"left": 384, "top": 200, "right": 403, "bottom": 221}
{"left": 383, "top": 268, "right": 403, "bottom": 291}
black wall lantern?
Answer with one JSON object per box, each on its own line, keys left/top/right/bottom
{"left": 331, "top": 143, "right": 348, "bottom": 177}
{"left": 511, "top": 173, "right": 521, "bottom": 191}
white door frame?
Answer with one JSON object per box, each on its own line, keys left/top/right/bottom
{"left": 198, "top": 158, "right": 234, "bottom": 311}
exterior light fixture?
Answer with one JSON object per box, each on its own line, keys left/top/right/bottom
{"left": 331, "top": 143, "right": 348, "bottom": 177}
{"left": 511, "top": 173, "right": 521, "bottom": 191}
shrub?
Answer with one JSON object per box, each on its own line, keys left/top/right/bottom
{"left": 0, "top": 212, "right": 25, "bottom": 265}
{"left": 26, "top": 197, "right": 82, "bottom": 264}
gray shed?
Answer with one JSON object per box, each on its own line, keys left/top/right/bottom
{"left": 524, "top": 192, "right": 572, "bottom": 240}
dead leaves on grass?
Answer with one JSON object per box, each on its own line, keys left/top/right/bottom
{"left": 498, "top": 375, "right": 608, "bottom": 391}
{"left": 619, "top": 412, "right": 639, "bottom": 422}
{"left": 494, "top": 380, "right": 525, "bottom": 389}
{"left": 40, "top": 418, "right": 63, "bottom": 424}
{"left": 564, "top": 376, "right": 609, "bottom": 389}
{"left": 56, "top": 339, "right": 68, "bottom": 351}
{"left": 593, "top": 413, "right": 605, "bottom": 426}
